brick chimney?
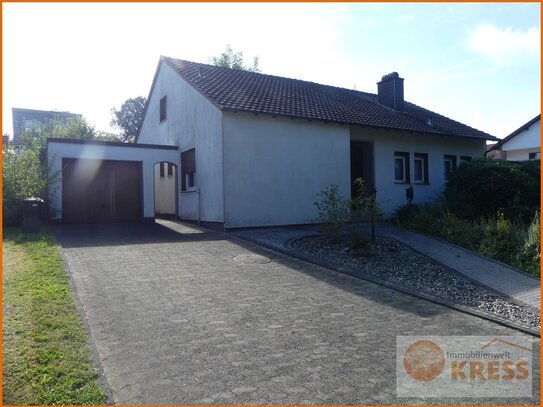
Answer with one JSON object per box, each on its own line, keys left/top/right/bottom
{"left": 377, "top": 72, "right": 404, "bottom": 111}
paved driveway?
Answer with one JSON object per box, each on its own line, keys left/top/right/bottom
{"left": 56, "top": 221, "right": 539, "bottom": 405}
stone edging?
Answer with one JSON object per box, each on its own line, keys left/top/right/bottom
{"left": 381, "top": 234, "right": 541, "bottom": 315}
{"left": 232, "top": 233, "right": 540, "bottom": 337}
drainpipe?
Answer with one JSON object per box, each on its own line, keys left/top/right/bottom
{"left": 197, "top": 188, "right": 201, "bottom": 226}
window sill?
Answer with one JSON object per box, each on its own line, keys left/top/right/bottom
{"left": 180, "top": 188, "right": 198, "bottom": 194}
{"left": 414, "top": 182, "right": 430, "bottom": 185}
{"left": 159, "top": 119, "right": 167, "bottom": 124}
{"left": 394, "top": 181, "right": 410, "bottom": 184}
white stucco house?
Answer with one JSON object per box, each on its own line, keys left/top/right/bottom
{"left": 47, "top": 56, "right": 498, "bottom": 228}
{"left": 487, "top": 115, "right": 540, "bottom": 161}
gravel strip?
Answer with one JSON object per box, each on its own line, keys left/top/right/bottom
{"left": 291, "top": 235, "right": 540, "bottom": 330}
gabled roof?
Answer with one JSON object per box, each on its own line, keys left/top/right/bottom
{"left": 487, "top": 114, "right": 541, "bottom": 151}
{"left": 137, "top": 56, "right": 498, "bottom": 141}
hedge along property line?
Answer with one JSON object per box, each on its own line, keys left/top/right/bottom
{"left": 2, "top": 227, "right": 107, "bottom": 405}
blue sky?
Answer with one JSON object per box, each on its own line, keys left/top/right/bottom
{"left": 3, "top": 3, "right": 540, "bottom": 139}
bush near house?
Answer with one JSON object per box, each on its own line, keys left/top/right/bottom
{"left": 314, "top": 184, "right": 350, "bottom": 240}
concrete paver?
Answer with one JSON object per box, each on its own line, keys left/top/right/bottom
{"left": 56, "top": 221, "right": 539, "bottom": 405}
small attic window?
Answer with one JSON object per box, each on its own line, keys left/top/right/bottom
{"left": 159, "top": 96, "right": 167, "bottom": 123}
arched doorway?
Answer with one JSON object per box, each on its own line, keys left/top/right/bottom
{"left": 153, "top": 161, "right": 177, "bottom": 219}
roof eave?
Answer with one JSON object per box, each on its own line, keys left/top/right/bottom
{"left": 222, "top": 108, "right": 497, "bottom": 141}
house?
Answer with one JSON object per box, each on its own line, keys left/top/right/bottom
{"left": 47, "top": 56, "right": 498, "bottom": 228}
{"left": 486, "top": 115, "right": 540, "bottom": 161}
{"left": 13, "top": 108, "right": 81, "bottom": 146}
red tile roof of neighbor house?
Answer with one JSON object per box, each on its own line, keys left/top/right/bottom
{"left": 159, "top": 56, "right": 498, "bottom": 141}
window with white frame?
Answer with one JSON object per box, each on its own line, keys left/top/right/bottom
{"left": 394, "top": 152, "right": 410, "bottom": 183}
{"left": 414, "top": 153, "right": 428, "bottom": 184}
{"left": 444, "top": 155, "right": 457, "bottom": 180}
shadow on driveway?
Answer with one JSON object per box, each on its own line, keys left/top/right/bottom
{"left": 55, "top": 221, "right": 455, "bottom": 320}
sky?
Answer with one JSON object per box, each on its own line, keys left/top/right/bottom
{"left": 2, "top": 2, "right": 540, "bottom": 140}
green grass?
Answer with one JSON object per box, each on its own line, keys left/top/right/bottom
{"left": 2, "top": 227, "right": 107, "bottom": 405}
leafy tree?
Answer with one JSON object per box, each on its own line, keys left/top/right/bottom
{"left": 3, "top": 117, "right": 103, "bottom": 225}
{"left": 110, "top": 96, "right": 146, "bottom": 143}
{"left": 210, "top": 44, "right": 261, "bottom": 72}
{"left": 20, "top": 116, "right": 97, "bottom": 150}
{"left": 94, "top": 131, "right": 121, "bottom": 142}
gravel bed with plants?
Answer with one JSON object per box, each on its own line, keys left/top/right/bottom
{"left": 290, "top": 234, "right": 540, "bottom": 331}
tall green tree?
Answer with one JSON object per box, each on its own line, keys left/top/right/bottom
{"left": 110, "top": 96, "right": 147, "bottom": 143}
{"left": 210, "top": 44, "right": 261, "bottom": 72}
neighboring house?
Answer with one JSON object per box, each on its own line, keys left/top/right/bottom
{"left": 487, "top": 115, "right": 541, "bottom": 161}
{"left": 48, "top": 56, "right": 497, "bottom": 228}
{"left": 13, "top": 107, "right": 81, "bottom": 146}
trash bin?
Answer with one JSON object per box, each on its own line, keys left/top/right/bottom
{"left": 22, "top": 197, "right": 44, "bottom": 234}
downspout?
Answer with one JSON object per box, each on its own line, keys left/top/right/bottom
{"left": 197, "top": 188, "right": 201, "bottom": 226}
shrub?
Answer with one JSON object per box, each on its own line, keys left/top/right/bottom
{"left": 314, "top": 184, "right": 350, "bottom": 239}
{"left": 478, "top": 213, "right": 524, "bottom": 265}
{"left": 2, "top": 141, "right": 49, "bottom": 225}
{"left": 437, "top": 211, "right": 483, "bottom": 251}
{"left": 395, "top": 202, "right": 540, "bottom": 275}
{"left": 445, "top": 158, "right": 539, "bottom": 220}
{"left": 394, "top": 203, "right": 445, "bottom": 235}
{"left": 516, "top": 212, "right": 541, "bottom": 277}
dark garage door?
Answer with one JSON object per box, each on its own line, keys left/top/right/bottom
{"left": 62, "top": 158, "right": 142, "bottom": 223}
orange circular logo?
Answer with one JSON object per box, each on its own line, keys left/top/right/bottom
{"left": 403, "top": 340, "right": 445, "bottom": 381}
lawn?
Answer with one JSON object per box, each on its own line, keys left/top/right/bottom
{"left": 2, "top": 227, "right": 107, "bottom": 405}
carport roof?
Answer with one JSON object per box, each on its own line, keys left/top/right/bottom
{"left": 156, "top": 56, "right": 497, "bottom": 141}
{"left": 47, "top": 138, "right": 178, "bottom": 150}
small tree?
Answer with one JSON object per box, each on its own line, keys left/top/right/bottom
{"left": 314, "top": 184, "right": 350, "bottom": 240}
{"left": 210, "top": 44, "right": 261, "bottom": 72}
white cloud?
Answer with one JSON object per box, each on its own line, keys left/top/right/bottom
{"left": 466, "top": 23, "right": 540, "bottom": 64}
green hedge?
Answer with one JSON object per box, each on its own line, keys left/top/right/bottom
{"left": 444, "top": 159, "right": 539, "bottom": 221}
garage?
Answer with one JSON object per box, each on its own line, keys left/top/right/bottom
{"left": 48, "top": 138, "right": 179, "bottom": 223}
{"left": 62, "top": 158, "right": 142, "bottom": 223}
